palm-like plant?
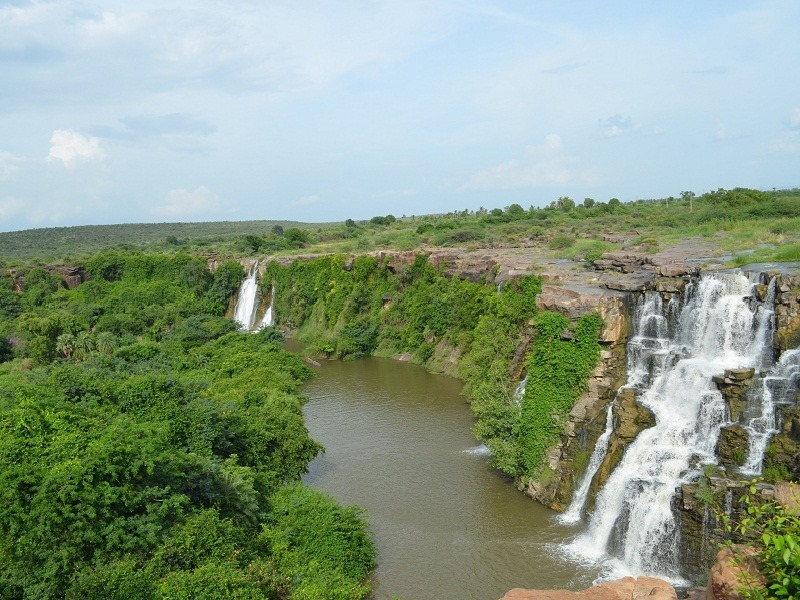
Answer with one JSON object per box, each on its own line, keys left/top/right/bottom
{"left": 95, "top": 331, "right": 116, "bottom": 355}
{"left": 55, "top": 333, "right": 75, "bottom": 359}
{"left": 72, "top": 331, "right": 95, "bottom": 362}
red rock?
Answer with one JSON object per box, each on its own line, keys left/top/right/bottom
{"left": 500, "top": 576, "right": 677, "bottom": 600}
{"left": 706, "top": 546, "right": 762, "bottom": 600}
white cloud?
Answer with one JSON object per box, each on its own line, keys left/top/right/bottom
{"left": 462, "top": 134, "right": 598, "bottom": 190}
{"left": 0, "top": 151, "right": 24, "bottom": 179}
{"left": 290, "top": 194, "right": 320, "bottom": 207}
{"left": 768, "top": 135, "right": 799, "bottom": 154}
{"left": 600, "top": 115, "right": 633, "bottom": 138}
{"left": 151, "top": 186, "right": 221, "bottom": 219}
{"left": 48, "top": 129, "right": 105, "bottom": 168}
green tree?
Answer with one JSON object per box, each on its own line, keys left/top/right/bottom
{"left": 556, "top": 196, "right": 575, "bottom": 211}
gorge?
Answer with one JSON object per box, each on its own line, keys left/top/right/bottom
{"left": 229, "top": 250, "right": 800, "bottom": 591}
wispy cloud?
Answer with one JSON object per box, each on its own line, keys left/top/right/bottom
{"left": 151, "top": 186, "right": 221, "bottom": 219}
{"left": 541, "top": 61, "right": 587, "bottom": 75}
{"left": 47, "top": 129, "right": 105, "bottom": 168}
{"left": 0, "top": 151, "right": 24, "bottom": 179}
{"left": 599, "top": 115, "right": 633, "bottom": 138}
{"left": 462, "top": 134, "right": 598, "bottom": 190}
{"left": 290, "top": 194, "right": 320, "bottom": 207}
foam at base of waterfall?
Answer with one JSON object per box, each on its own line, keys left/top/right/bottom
{"left": 462, "top": 444, "right": 491, "bottom": 456}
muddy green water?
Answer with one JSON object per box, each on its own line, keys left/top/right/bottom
{"left": 299, "top": 354, "right": 601, "bottom": 599}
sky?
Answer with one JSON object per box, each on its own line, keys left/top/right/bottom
{"left": 1, "top": 0, "right": 799, "bottom": 232}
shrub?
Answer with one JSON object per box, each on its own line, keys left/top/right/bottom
{"left": 721, "top": 483, "right": 800, "bottom": 599}
{"left": 548, "top": 234, "right": 576, "bottom": 249}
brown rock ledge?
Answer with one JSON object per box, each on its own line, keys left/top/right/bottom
{"left": 500, "top": 576, "right": 678, "bottom": 600}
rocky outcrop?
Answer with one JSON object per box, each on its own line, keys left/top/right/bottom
{"left": 585, "top": 388, "right": 656, "bottom": 504}
{"left": 716, "top": 425, "right": 749, "bottom": 470}
{"left": 706, "top": 546, "right": 762, "bottom": 600}
{"left": 6, "top": 265, "right": 86, "bottom": 290}
{"left": 593, "top": 251, "right": 654, "bottom": 274}
{"left": 500, "top": 577, "right": 677, "bottom": 600}
{"left": 712, "top": 369, "right": 756, "bottom": 423}
{"left": 773, "top": 273, "right": 800, "bottom": 352}
{"left": 763, "top": 404, "right": 800, "bottom": 481}
{"left": 774, "top": 481, "right": 800, "bottom": 512}
{"left": 523, "top": 290, "right": 630, "bottom": 509}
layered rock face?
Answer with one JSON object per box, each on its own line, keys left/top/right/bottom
{"left": 5, "top": 265, "right": 85, "bottom": 290}
{"left": 501, "top": 577, "right": 677, "bottom": 600}
{"left": 523, "top": 286, "right": 630, "bottom": 509}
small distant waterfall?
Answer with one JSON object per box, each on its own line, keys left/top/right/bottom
{"left": 259, "top": 284, "right": 276, "bottom": 329}
{"left": 233, "top": 263, "right": 260, "bottom": 331}
{"left": 512, "top": 375, "right": 527, "bottom": 405}
{"left": 559, "top": 403, "right": 614, "bottom": 525}
{"left": 742, "top": 347, "right": 800, "bottom": 474}
{"left": 568, "top": 272, "right": 774, "bottom": 583}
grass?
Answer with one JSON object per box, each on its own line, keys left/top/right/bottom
{"left": 2, "top": 187, "right": 800, "bottom": 267}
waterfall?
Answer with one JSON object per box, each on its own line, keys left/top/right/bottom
{"left": 568, "top": 272, "right": 772, "bottom": 584}
{"left": 741, "top": 347, "right": 800, "bottom": 474}
{"left": 233, "top": 263, "right": 260, "bottom": 331}
{"left": 512, "top": 375, "right": 527, "bottom": 405}
{"left": 259, "top": 284, "right": 276, "bottom": 329}
{"left": 559, "top": 403, "right": 614, "bottom": 525}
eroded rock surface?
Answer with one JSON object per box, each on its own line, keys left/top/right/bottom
{"left": 706, "top": 547, "right": 762, "bottom": 600}
{"left": 500, "top": 576, "right": 677, "bottom": 600}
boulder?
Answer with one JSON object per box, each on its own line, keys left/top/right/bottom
{"left": 500, "top": 576, "right": 677, "bottom": 600}
{"left": 596, "top": 251, "right": 653, "bottom": 273}
{"left": 774, "top": 481, "right": 800, "bottom": 513}
{"left": 654, "top": 263, "right": 699, "bottom": 277}
{"left": 706, "top": 546, "right": 763, "bottom": 600}
{"left": 653, "top": 276, "right": 687, "bottom": 294}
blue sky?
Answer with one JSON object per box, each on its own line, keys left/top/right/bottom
{"left": 1, "top": 0, "right": 799, "bottom": 232}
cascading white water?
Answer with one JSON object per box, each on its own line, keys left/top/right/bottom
{"left": 742, "top": 347, "right": 800, "bottom": 474}
{"left": 559, "top": 404, "right": 614, "bottom": 525}
{"left": 259, "top": 284, "right": 276, "bottom": 329}
{"left": 233, "top": 263, "right": 260, "bottom": 331}
{"left": 512, "top": 375, "right": 527, "bottom": 405}
{"left": 568, "top": 273, "right": 771, "bottom": 584}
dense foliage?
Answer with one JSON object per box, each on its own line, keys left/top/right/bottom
{"left": 265, "top": 254, "right": 601, "bottom": 479}
{"left": 0, "top": 252, "right": 375, "bottom": 599}
{"left": 517, "top": 312, "right": 603, "bottom": 477}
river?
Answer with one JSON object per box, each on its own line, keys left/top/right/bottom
{"left": 299, "top": 354, "right": 601, "bottom": 599}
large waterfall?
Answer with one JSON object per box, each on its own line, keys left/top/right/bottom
{"left": 567, "top": 272, "right": 777, "bottom": 583}
{"left": 233, "top": 263, "right": 260, "bottom": 331}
